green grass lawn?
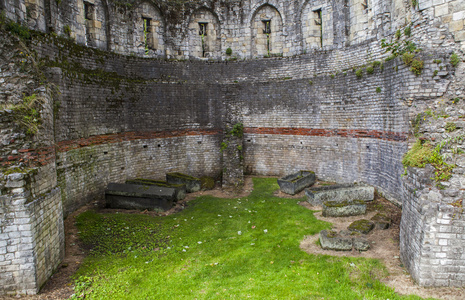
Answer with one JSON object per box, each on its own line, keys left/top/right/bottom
{"left": 72, "top": 178, "right": 434, "bottom": 299}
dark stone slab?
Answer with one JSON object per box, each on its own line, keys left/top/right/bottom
{"left": 348, "top": 219, "right": 375, "bottom": 234}
{"left": 322, "top": 200, "right": 366, "bottom": 217}
{"left": 371, "top": 213, "right": 391, "bottom": 230}
{"left": 126, "top": 179, "right": 186, "bottom": 200}
{"left": 105, "top": 183, "right": 175, "bottom": 211}
{"left": 305, "top": 183, "right": 374, "bottom": 206}
{"left": 277, "top": 170, "right": 316, "bottom": 195}
{"left": 166, "top": 172, "right": 201, "bottom": 193}
{"left": 319, "top": 230, "right": 353, "bottom": 251}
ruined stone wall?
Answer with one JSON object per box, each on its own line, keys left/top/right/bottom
{"left": 0, "top": 29, "right": 63, "bottom": 295}
{"left": 1, "top": 0, "right": 465, "bottom": 294}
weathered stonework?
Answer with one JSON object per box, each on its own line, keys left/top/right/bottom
{"left": 0, "top": 0, "right": 465, "bottom": 294}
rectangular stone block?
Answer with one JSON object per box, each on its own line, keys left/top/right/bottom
{"left": 166, "top": 173, "right": 201, "bottom": 193}
{"left": 105, "top": 183, "right": 175, "bottom": 211}
{"left": 305, "top": 183, "right": 374, "bottom": 206}
{"left": 277, "top": 170, "right": 316, "bottom": 195}
{"left": 126, "top": 179, "right": 186, "bottom": 201}
{"left": 435, "top": 4, "right": 449, "bottom": 17}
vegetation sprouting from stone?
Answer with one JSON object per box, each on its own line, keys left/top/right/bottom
{"left": 402, "top": 139, "right": 433, "bottom": 168}
{"left": 450, "top": 52, "right": 460, "bottom": 67}
{"left": 381, "top": 34, "right": 424, "bottom": 75}
{"left": 0, "top": 12, "right": 31, "bottom": 40}
{"left": 229, "top": 122, "right": 244, "bottom": 139}
{"left": 404, "top": 26, "right": 411, "bottom": 37}
{"left": 11, "top": 93, "right": 44, "bottom": 136}
{"left": 402, "top": 139, "right": 455, "bottom": 185}
{"left": 445, "top": 122, "right": 457, "bottom": 132}
{"left": 355, "top": 69, "right": 363, "bottom": 78}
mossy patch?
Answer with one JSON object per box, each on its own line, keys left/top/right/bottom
{"left": 166, "top": 172, "right": 199, "bottom": 181}
{"left": 200, "top": 176, "right": 215, "bottom": 190}
{"left": 402, "top": 139, "right": 433, "bottom": 168}
{"left": 348, "top": 219, "right": 374, "bottom": 234}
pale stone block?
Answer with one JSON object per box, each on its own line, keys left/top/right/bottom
{"left": 432, "top": 0, "right": 445, "bottom": 5}
{"left": 452, "top": 11, "right": 465, "bottom": 21}
{"left": 419, "top": 0, "right": 433, "bottom": 10}
{"left": 454, "top": 30, "right": 465, "bottom": 41}
{"left": 439, "top": 239, "right": 448, "bottom": 246}
{"left": 93, "top": 20, "right": 102, "bottom": 29}
{"left": 443, "top": 15, "right": 453, "bottom": 23}
{"left": 435, "top": 4, "right": 449, "bottom": 17}
{"left": 449, "top": 20, "right": 464, "bottom": 31}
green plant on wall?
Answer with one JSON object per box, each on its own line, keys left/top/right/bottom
{"left": 229, "top": 122, "right": 244, "bottom": 138}
{"left": 404, "top": 26, "right": 411, "bottom": 37}
{"left": 64, "top": 24, "right": 71, "bottom": 37}
{"left": 11, "top": 93, "right": 44, "bottom": 136}
{"left": 450, "top": 52, "right": 460, "bottom": 67}
{"left": 355, "top": 69, "right": 363, "bottom": 78}
{"left": 382, "top": 35, "right": 424, "bottom": 75}
{"left": 445, "top": 122, "right": 457, "bottom": 132}
{"left": 226, "top": 47, "right": 232, "bottom": 56}
{"left": 409, "top": 59, "right": 424, "bottom": 75}
{"left": 402, "top": 139, "right": 455, "bottom": 186}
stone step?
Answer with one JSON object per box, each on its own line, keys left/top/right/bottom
{"left": 319, "top": 230, "right": 370, "bottom": 251}
{"left": 126, "top": 179, "right": 186, "bottom": 200}
{"left": 166, "top": 172, "right": 201, "bottom": 193}
{"left": 347, "top": 219, "right": 375, "bottom": 234}
{"left": 105, "top": 183, "right": 176, "bottom": 211}
{"left": 322, "top": 200, "right": 366, "bottom": 217}
{"left": 305, "top": 183, "right": 374, "bottom": 206}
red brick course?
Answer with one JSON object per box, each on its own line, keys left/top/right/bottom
{"left": 244, "top": 127, "right": 407, "bottom": 142}
{"left": 1, "top": 127, "right": 406, "bottom": 169}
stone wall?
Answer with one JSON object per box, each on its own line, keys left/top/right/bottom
{"left": 0, "top": 28, "right": 63, "bottom": 295}
{"left": 1, "top": 0, "right": 465, "bottom": 294}
{"left": 6, "top": 0, "right": 463, "bottom": 59}
{"left": 401, "top": 165, "right": 465, "bottom": 286}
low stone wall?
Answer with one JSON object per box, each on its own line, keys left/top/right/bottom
{"left": 0, "top": 174, "right": 63, "bottom": 295}
{"left": 401, "top": 166, "right": 465, "bottom": 287}
{"left": 56, "top": 134, "right": 222, "bottom": 217}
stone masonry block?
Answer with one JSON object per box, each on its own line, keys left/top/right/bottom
{"left": 435, "top": 4, "right": 449, "bottom": 17}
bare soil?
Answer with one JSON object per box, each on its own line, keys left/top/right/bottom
{"left": 2, "top": 177, "right": 463, "bottom": 299}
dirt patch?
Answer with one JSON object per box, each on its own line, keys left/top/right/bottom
{"left": 2, "top": 177, "right": 463, "bottom": 299}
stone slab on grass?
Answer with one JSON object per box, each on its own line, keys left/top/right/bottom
{"left": 166, "top": 172, "right": 201, "bottom": 193}
{"left": 126, "top": 178, "right": 186, "bottom": 200}
{"left": 105, "top": 183, "right": 175, "bottom": 211}
{"left": 370, "top": 213, "right": 391, "bottom": 229}
{"left": 277, "top": 170, "right": 316, "bottom": 195}
{"left": 305, "top": 183, "right": 374, "bottom": 206}
{"left": 322, "top": 200, "right": 366, "bottom": 217}
{"left": 319, "top": 230, "right": 371, "bottom": 252}
{"left": 348, "top": 219, "right": 375, "bottom": 234}
{"left": 319, "top": 230, "right": 353, "bottom": 251}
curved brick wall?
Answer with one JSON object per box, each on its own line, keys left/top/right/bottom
{"left": 2, "top": 0, "right": 465, "bottom": 295}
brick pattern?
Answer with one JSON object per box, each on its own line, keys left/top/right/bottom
{"left": 1, "top": 0, "right": 465, "bottom": 295}
{"left": 245, "top": 127, "right": 408, "bottom": 142}
{"left": 57, "top": 135, "right": 223, "bottom": 217}
{"left": 0, "top": 177, "right": 63, "bottom": 295}
{"left": 401, "top": 167, "right": 465, "bottom": 287}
